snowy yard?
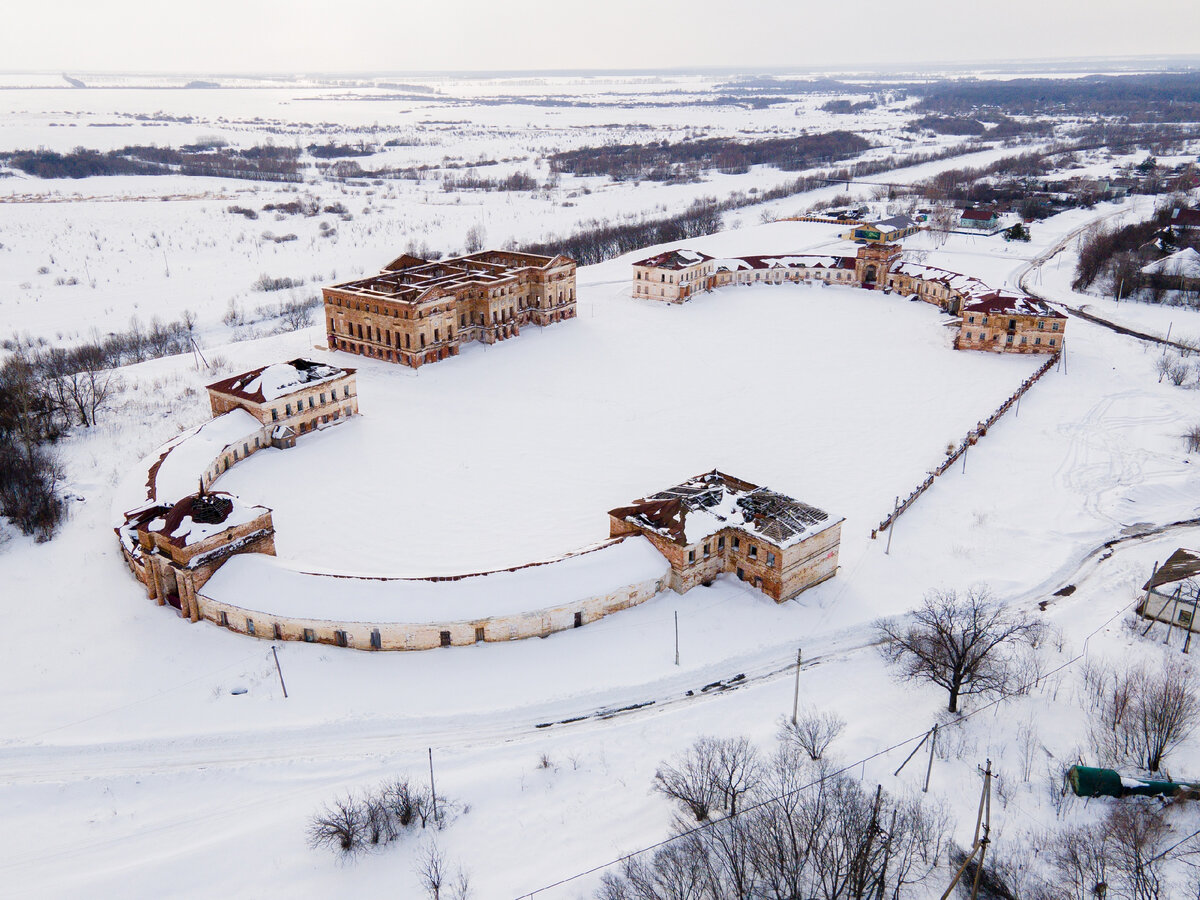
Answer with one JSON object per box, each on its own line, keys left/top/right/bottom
{"left": 3, "top": 78, "right": 1200, "bottom": 899}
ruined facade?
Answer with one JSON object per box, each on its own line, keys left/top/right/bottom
{"left": 207, "top": 358, "right": 358, "bottom": 444}
{"left": 128, "top": 489, "right": 276, "bottom": 621}
{"left": 608, "top": 470, "right": 843, "bottom": 601}
{"left": 957, "top": 294, "right": 1065, "bottom": 353}
{"left": 323, "top": 249, "right": 577, "bottom": 368}
{"left": 631, "top": 242, "right": 1066, "bottom": 350}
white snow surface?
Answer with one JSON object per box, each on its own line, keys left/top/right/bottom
{"left": 1141, "top": 246, "right": 1200, "bottom": 279}
{"left": 201, "top": 536, "right": 670, "bottom": 623}
{"left": 238, "top": 361, "right": 341, "bottom": 402}
{"left": 119, "top": 407, "right": 262, "bottom": 513}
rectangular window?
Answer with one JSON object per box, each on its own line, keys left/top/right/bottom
{"left": 320, "top": 393, "right": 325, "bottom": 404}
{"left": 703, "top": 543, "right": 710, "bottom": 557}
{"left": 475, "top": 626, "right": 485, "bottom": 642}
{"left": 1181, "top": 610, "right": 1193, "bottom": 626}
{"left": 335, "top": 630, "right": 348, "bottom": 647}
{"left": 688, "top": 550, "right": 696, "bottom": 563}
{"left": 303, "top": 628, "right": 314, "bottom": 642}
{"left": 274, "top": 623, "right": 282, "bottom": 640}
{"left": 1034, "top": 337, "right": 1041, "bottom": 345}
{"left": 371, "top": 629, "right": 382, "bottom": 649}
{"left": 285, "top": 403, "right": 292, "bottom": 416}
{"left": 271, "top": 408, "right": 278, "bottom": 422}
{"left": 749, "top": 546, "right": 758, "bottom": 560}
{"left": 343, "top": 386, "right": 350, "bottom": 398}
{"left": 309, "top": 397, "right": 315, "bottom": 409}
{"left": 767, "top": 552, "right": 776, "bottom": 567}
{"left": 732, "top": 536, "right": 740, "bottom": 551}
{"left": 440, "top": 630, "right": 452, "bottom": 648}
{"left": 246, "top": 618, "right": 255, "bottom": 635}
{"left": 1050, "top": 338, "right": 1056, "bottom": 346}
{"left": 717, "top": 536, "right": 725, "bottom": 551}
{"left": 219, "top": 611, "right": 228, "bottom": 626}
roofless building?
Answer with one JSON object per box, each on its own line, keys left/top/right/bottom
{"left": 323, "top": 249, "right": 577, "bottom": 368}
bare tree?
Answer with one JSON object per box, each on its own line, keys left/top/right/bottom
{"left": 712, "top": 737, "right": 763, "bottom": 817}
{"left": 416, "top": 841, "right": 448, "bottom": 900}
{"left": 779, "top": 709, "right": 846, "bottom": 761}
{"left": 653, "top": 738, "right": 721, "bottom": 822}
{"left": 464, "top": 223, "right": 487, "bottom": 253}
{"left": 876, "top": 586, "right": 1045, "bottom": 713}
{"left": 1131, "top": 658, "right": 1200, "bottom": 773}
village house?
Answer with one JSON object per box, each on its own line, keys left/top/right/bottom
{"left": 957, "top": 293, "right": 1066, "bottom": 353}
{"left": 840, "top": 214, "right": 922, "bottom": 244}
{"left": 1141, "top": 247, "right": 1200, "bottom": 292}
{"left": 323, "top": 249, "right": 577, "bottom": 368}
{"left": 207, "top": 358, "right": 358, "bottom": 448}
{"left": 1138, "top": 548, "right": 1200, "bottom": 635}
{"left": 608, "top": 470, "right": 843, "bottom": 601}
{"left": 959, "top": 208, "right": 1000, "bottom": 231}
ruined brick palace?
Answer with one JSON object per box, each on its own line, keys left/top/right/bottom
{"left": 323, "top": 249, "right": 577, "bottom": 368}
{"left": 631, "top": 242, "right": 1065, "bottom": 354}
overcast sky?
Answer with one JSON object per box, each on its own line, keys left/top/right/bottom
{"left": 5, "top": 0, "right": 1199, "bottom": 74}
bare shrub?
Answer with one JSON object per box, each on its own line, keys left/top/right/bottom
{"left": 1088, "top": 656, "right": 1200, "bottom": 773}
{"left": 779, "top": 708, "right": 846, "bottom": 760}
{"left": 308, "top": 795, "right": 366, "bottom": 857}
{"left": 1184, "top": 422, "right": 1200, "bottom": 453}
{"left": 876, "top": 585, "right": 1045, "bottom": 712}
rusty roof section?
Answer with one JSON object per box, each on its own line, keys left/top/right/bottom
{"left": 330, "top": 249, "right": 574, "bottom": 306}
{"left": 206, "top": 358, "right": 354, "bottom": 405}
{"left": 1144, "top": 548, "right": 1200, "bottom": 591}
{"left": 963, "top": 291, "right": 1065, "bottom": 319}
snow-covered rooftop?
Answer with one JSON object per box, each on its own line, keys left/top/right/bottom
{"left": 610, "top": 470, "right": 840, "bottom": 550}
{"left": 207, "top": 358, "right": 351, "bottom": 404}
{"left": 198, "top": 536, "right": 670, "bottom": 624}
{"left": 1141, "top": 247, "right": 1200, "bottom": 279}
{"left": 145, "top": 408, "right": 264, "bottom": 506}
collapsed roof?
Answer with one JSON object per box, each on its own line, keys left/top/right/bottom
{"left": 207, "top": 358, "right": 351, "bottom": 404}
{"left": 609, "top": 470, "right": 840, "bottom": 549}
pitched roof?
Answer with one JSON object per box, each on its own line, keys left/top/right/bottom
{"left": 874, "top": 214, "right": 920, "bottom": 230}
{"left": 1144, "top": 548, "right": 1200, "bottom": 591}
{"left": 631, "top": 248, "right": 715, "bottom": 270}
{"left": 961, "top": 209, "right": 998, "bottom": 221}
{"left": 610, "top": 470, "right": 840, "bottom": 549}
{"left": 962, "top": 291, "right": 1065, "bottom": 318}
{"left": 1141, "top": 247, "right": 1200, "bottom": 279}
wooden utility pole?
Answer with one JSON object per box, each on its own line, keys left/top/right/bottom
{"left": 428, "top": 748, "right": 439, "bottom": 825}
{"left": 924, "top": 723, "right": 938, "bottom": 793}
{"left": 674, "top": 611, "right": 680, "bottom": 666}
{"left": 939, "top": 759, "right": 992, "bottom": 900}
{"left": 791, "top": 647, "right": 803, "bottom": 725}
{"left": 271, "top": 646, "right": 288, "bottom": 699}
{"left": 885, "top": 497, "right": 898, "bottom": 555}
{"left": 969, "top": 761, "right": 993, "bottom": 900}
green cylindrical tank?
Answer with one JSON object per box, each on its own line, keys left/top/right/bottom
{"left": 1068, "top": 765, "right": 1200, "bottom": 799}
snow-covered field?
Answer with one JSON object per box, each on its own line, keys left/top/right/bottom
{"left": 3, "top": 77, "right": 1200, "bottom": 899}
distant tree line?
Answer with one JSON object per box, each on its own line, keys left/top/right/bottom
{"left": 914, "top": 71, "right": 1200, "bottom": 121}
{"left": 442, "top": 171, "right": 541, "bottom": 192}
{"left": 548, "top": 131, "right": 872, "bottom": 181}
{"left": 528, "top": 142, "right": 979, "bottom": 266}
{"left": 4, "top": 144, "right": 303, "bottom": 181}
{"left": 0, "top": 313, "right": 204, "bottom": 540}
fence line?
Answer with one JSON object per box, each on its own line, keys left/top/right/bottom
{"left": 871, "top": 350, "right": 1061, "bottom": 539}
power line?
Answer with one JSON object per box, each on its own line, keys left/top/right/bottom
{"left": 512, "top": 594, "right": 1143, "bottom": 899}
